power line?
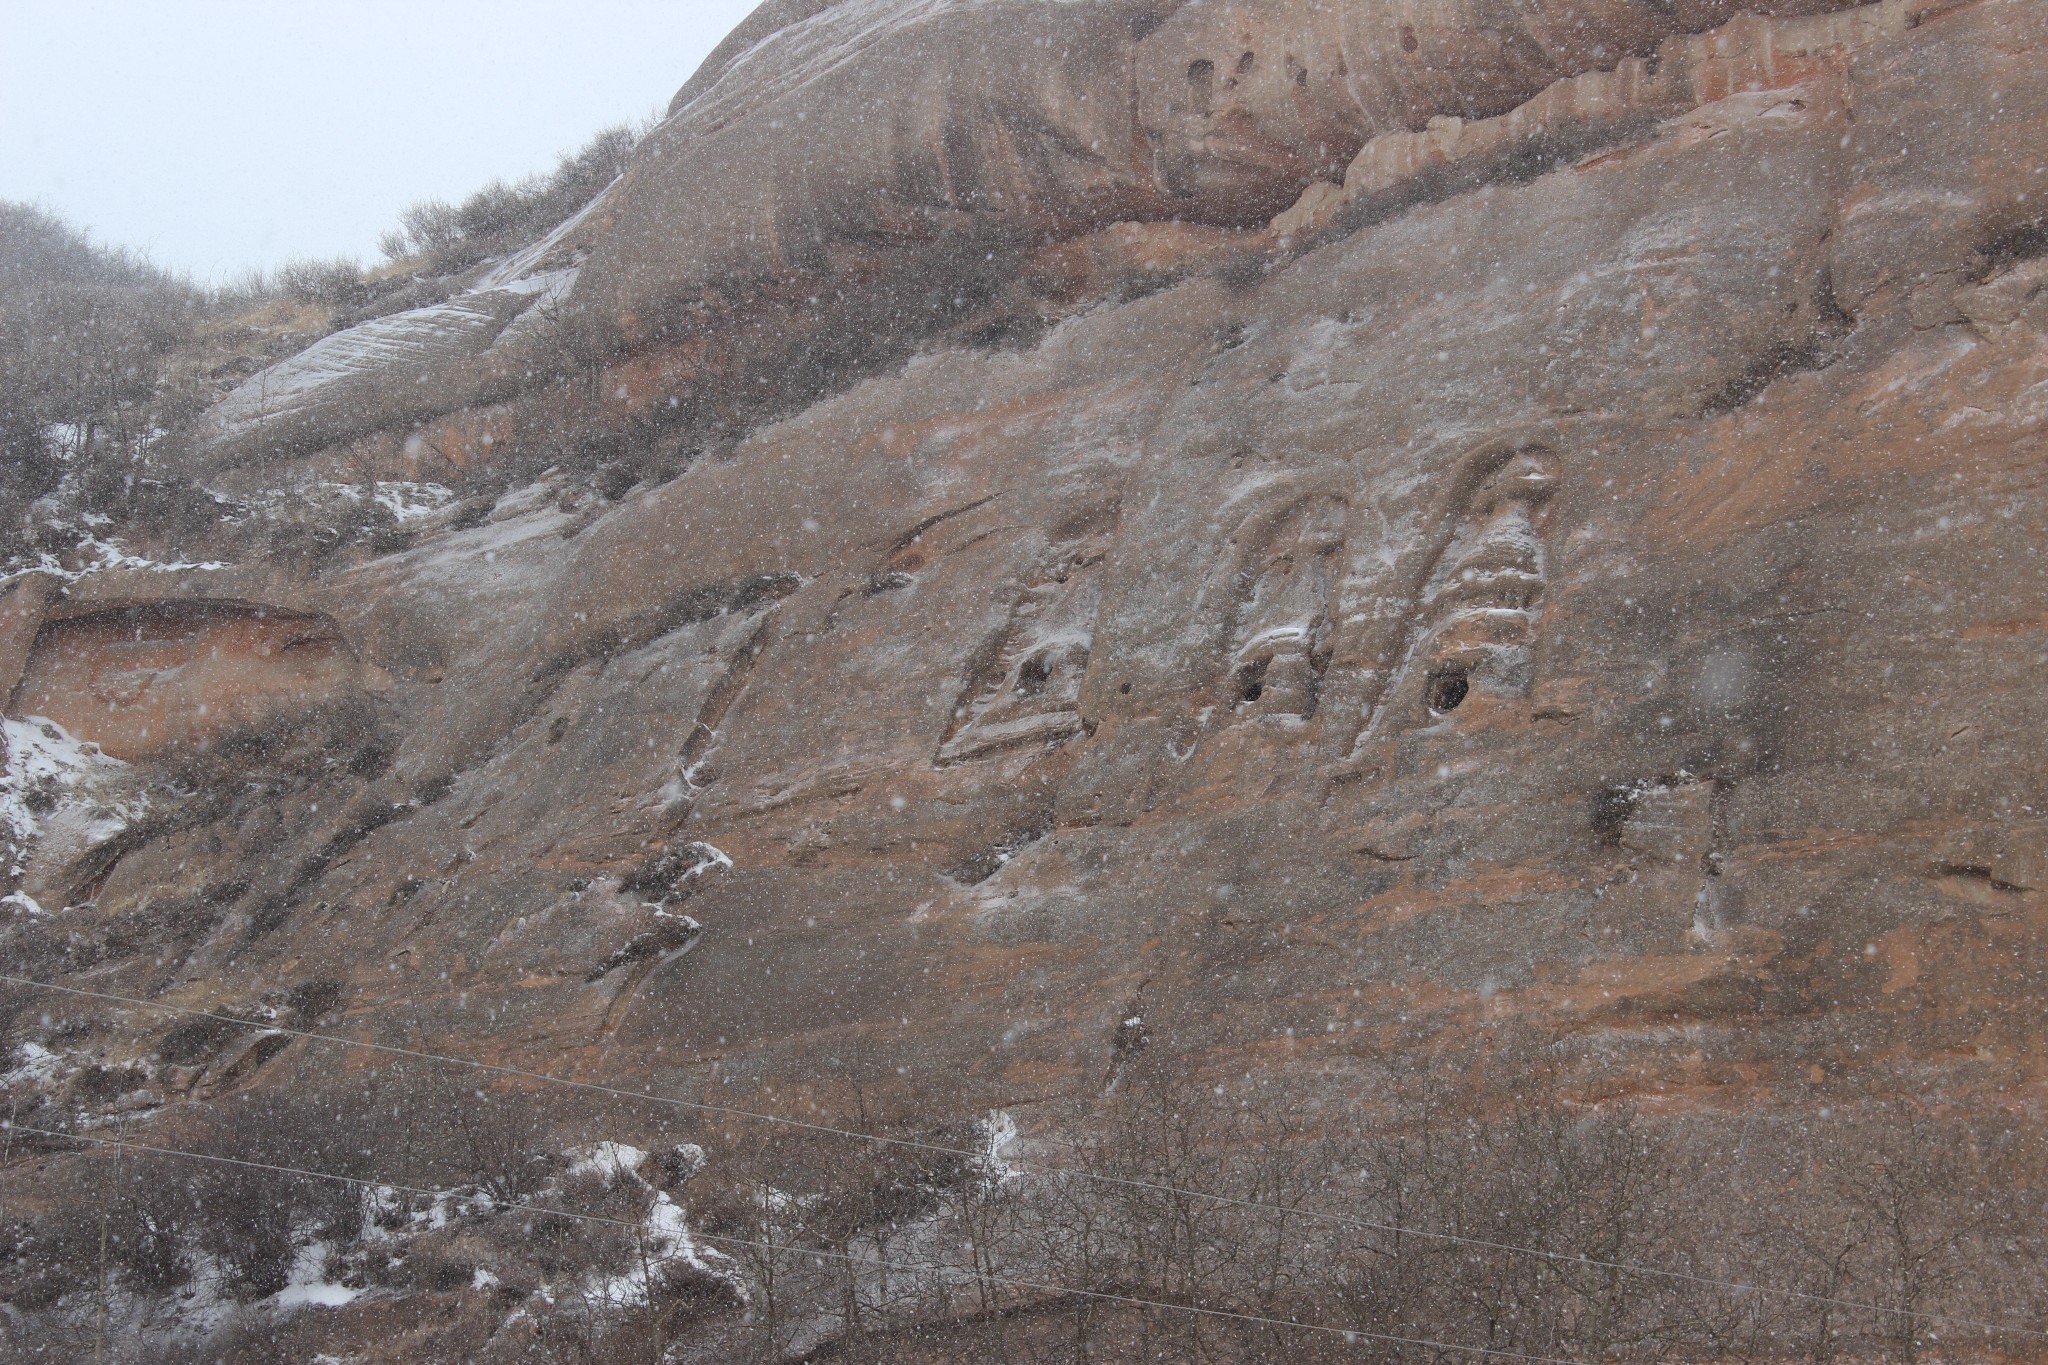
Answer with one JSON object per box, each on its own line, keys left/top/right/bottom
{"left": 6, "top": 1121, "right": 1580, "bottom": 1364}
{"left": 6, "top": 972, "right": 2041, "bottom": 1343}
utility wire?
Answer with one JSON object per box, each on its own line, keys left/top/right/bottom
{"left": 5, "top": 1121, "right": 1579, "bottom": 1364}
{"left": 5, "top": 972, "right": 2041, "bottom": 1343}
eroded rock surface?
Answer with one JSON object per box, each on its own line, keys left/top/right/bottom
{"left": 15, "top": 599, "right": 372, "bottom": 762}
{"left": 6, "top": 0, "right": 2048, "bottom": 1356}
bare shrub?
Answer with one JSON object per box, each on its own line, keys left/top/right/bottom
{"left": 0, "top": 201, "right": 204, "bottom": 560}
{"left": 5, "top": 1017, "right": 2044, "bottom": 1363}
{"left": 273, "top": 255, "right": 371, "bottom": 310}
{"left": 379, "top": 122, "right": 643, "bottom": 275}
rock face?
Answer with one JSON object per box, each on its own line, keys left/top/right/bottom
{"left": 6, "top": 0, "right": 2048, "bottom": 1355}
{"left": 14, "top": 599, "right": 371, "bottom": 762}
{"left": 196, "top": 0, "right": 1883, "bottom": 475}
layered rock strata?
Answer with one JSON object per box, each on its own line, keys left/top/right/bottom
{"left": 5, "top": 0, "right": 2048, "bottom": 1350}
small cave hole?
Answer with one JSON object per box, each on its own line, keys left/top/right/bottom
{"left": 1118, "top": 681, "right": 1133, "bottom": 695}
{"left": 546, "top": 715, "right": 571, "bottom": 745}
{"left": 1235, "top": 656, "right": 1271, "bottom": 706}
{"left": 1425, "top": 666, "right": 1469, "bottom": 715}
{"left": 1590, "top": 784, "right": 1639, "bottom": 845}
{"left": 1236, "top": 51, "right": 1256, "bottom": 74}
{"left": 1015, "top": 653, "right": 1053, "bottom": 698}
{"left": 1186, "top": 59, "right": 1216, "bottom": 115}
{"left": 1400, "top": 25, "right": 1420, "bottom": 54}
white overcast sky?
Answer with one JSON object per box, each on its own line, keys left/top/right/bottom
{"left": 0, "top": 1, "right": 760, "bottom": 283}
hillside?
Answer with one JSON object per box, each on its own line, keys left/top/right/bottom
{"left": 4, "top": 0, "right": 2048, "bottom": 1360}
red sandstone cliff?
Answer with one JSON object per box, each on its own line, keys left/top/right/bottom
{"left": 5, "top": 1, "right": 2048, "bottom": 1359}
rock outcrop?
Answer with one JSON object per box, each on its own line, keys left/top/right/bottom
{"left": 13, "top": 598, "right": 372, "bottom": 762}
{"left": 7, "top": 0, "right": 2048, "bottom": 1357}
{"left": 196, "top": 0, "right": 1897, "bottom": 476}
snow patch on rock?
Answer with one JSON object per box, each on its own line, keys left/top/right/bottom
{"left": 372, "top": 480, "right": 456, "bottom": 522}
{"left": 2, "top": 714, "right": 144, "bottom": 891}
{"left": 207, "top": 297, "right": 516, "bottom": 439}
{"left": 3, "top": 537, "right": 229, "bottom": 591}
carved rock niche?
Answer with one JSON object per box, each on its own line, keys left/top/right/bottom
{"left": 1410, "top": 451, "right": 1557, "bottom": 720}
{"left": 938, "top": 554, "right": 1103, "bottom": 765}
{"left": 1224, "top": 495, "right": 1345, "bottom": 722}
